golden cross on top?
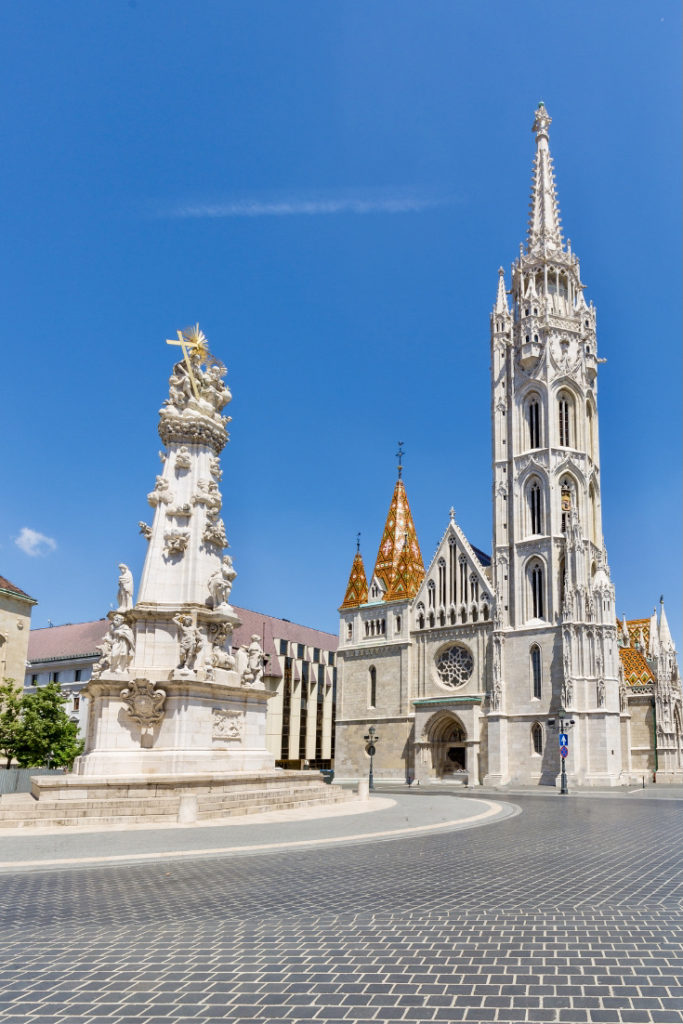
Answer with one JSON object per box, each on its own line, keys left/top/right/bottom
{"left": 166, "top": 324, "right": 208, "bottom": 400}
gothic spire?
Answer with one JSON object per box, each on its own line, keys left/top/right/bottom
{"left": 659, "top": 599, "right": 675, "bottom": 651}
{"left": 372, "top": 477, "right": 424, "bottom": 601}
{"left": 340, "top": 545, "right": 368, "bottom": 609}
{"left": 493, "top": 267, "right": 509, "bottom": 314}
{"left": 526, "top": 102, "right": 564, "bottom": 256}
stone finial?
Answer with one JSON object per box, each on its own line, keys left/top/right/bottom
{"left": 532, "top": 101, "right": 552, "bottom": 141}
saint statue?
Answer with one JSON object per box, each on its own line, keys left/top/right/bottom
{"left": 117, "top": 564, "right": 134, "bottom": 611}
{"left": 207, "top": 555, "right": 237, "bottom": 608}
{"left": 173, "top": 614, "right": 203, "bottom": 671}
{"left": 109, "top": 614, "right": 135, "bottom": 673}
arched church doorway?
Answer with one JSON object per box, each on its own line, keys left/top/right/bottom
{"left": 425, "top": 712, "right": 467, "bottom": 778}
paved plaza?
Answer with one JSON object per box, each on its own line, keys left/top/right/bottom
{"left": 1, "top": 788, "right": 683, "bottom": 1024}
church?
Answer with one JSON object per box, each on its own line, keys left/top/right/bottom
{"left": 334, "top": 104, "right": 682, "bottom": 788}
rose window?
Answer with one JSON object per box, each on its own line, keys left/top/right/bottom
{"left": 436, "top": 645, "right": 474, "bottom": 687}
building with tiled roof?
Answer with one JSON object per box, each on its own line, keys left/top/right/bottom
{"left": 335, "top": 105, "right": 682, "bottom": 787}
{"left": 0, "top": 574, "right": 37, "bottom": 687}
{"left": 615, "top": 608, "right": 681, "bottom": 781}
{"left": 25, "top": 608, "right": 338, "bottom": 770}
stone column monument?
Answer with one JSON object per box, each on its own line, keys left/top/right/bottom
{"left": 74, "top": 325, "right": 272, "bottom": 776}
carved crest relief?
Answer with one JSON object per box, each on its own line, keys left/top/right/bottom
{"left": 212, "top": 708, "right": 244, "bottom": 741}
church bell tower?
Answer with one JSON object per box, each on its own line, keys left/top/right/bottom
{"left": 488, "top": 103, "right": 621, "bottom": 786}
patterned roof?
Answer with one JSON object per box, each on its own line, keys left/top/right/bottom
{"left": 617, "top": 617, "right": 651, "bottom": 653}
{"left": 340, "top": 552, "right": 368, "bottom": 609}
{"left": 0, "top": 575, "right": 36, "bottom": 605}
{"left": 619, "top": 645, "right": 654, "bottom": 685}
{"left": 372, "top": 479, "right": 425, "bottom": 602}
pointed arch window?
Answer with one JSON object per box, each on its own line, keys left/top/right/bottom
{"left": 530, "top": 645, "right": 542, "bottom": 699}
{"left": 369, "top": 666, "right": 377, "bottom": 708}
{"left": 438, "top": 558, "right": 446, "bottom": 607}
{"left": 527, "top": 479, "right": 543, "bottom": 535}
{"left": 525, "top": 394, "right": 542, "bottom": 450}
{"left": 558, "top": 391, "right": 574, "bottom": 448}
{"left": 586, "top": 401, "right": 595, "bottom": 461}
{"left": 589, "top": 484, "right": 598, "bottom": 546}
{"left": 428, "top": 580, "right": 436, "bottom": 609}
{"left": 560, "top": 477, "right": 575, "bottom": 534}
{"left": 528, "top": 560, "right": 545, "bottom": 620}
{"left": 532, "top": 722, "right": 543, "bottom": 755}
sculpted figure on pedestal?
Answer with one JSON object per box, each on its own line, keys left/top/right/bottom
{"left": 241, "top": 634, "right": 266, "bottom": 687}
{"left": 597, "top": 677, "right": 606, "bottom": 707}
{"left": 173, "top": 613, "right": 203, "bottom": 671}
{"left": 109, "top": 614, "right": 135, "bottom": 673}
{"left": 117, "top": 564, "right": 134, "bottom": 611}
{"left": 207, "top": 555, "right": 237, "bottom": 609}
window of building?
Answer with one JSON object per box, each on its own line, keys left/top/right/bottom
{"left": 528, "top": 560, "right": 545, "bottom": 620}
{"left": 31, "top": 674, "right": 38, "bottom": 686}
{"left": 528, "top": 479, "right": 543, "bottom": 535}
{"left": 73, "top": 696, "right": 80, "bottom": 712}
{"left": 49, "top": 671, "right": 59, "bottom": 684}
{"left": 297, "top": 644, "right": 305, "bottom": 659}
{"left": 526, "top": 397, "right": 541, "bottom": 449}
{"left": 369, "top": 666, "right": 377, "bottom": 708}
{"left": 428, "top": 580, "right": 436, "bottom": 608}
{"left": 302, "top": 662, "right": 309, "bottom": 684}
{"left": 532, "top": 722, "right": 543, "bottom": 755}
{"left": 558, "top": 391, "right": 574, "bottom": 447}
{"left": 346, "top": 622, "right": 353, "bottom": 641}
{"left": 328, "top": 652, "right": 335, "bottom": 666}
{"left": 313, "top": 648, "right": 320, "bottom": 663}
{"left": 560, "top": 477, "right": 574, "bottom": 533}
{"left": 279, "top": 639, "right": 288, "bottom": 656}
{"left": 531, "top": 645, "right": 542, "bottom": 699}
{"left": 438, "top": 558, "right": 446, "bottom": 607}
{"left": 395, "top": 615, "right": 401, "bottom": 634}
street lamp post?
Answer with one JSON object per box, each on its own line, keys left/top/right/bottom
{"left": 547, "top": 709, "right": 575, "bottom": 795}
{"left": 363, "top": 725, "right": 379, "bottom": 791}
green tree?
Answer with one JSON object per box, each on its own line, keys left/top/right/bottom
{"left": 15, "top": 682, "right": 84, "bottom": 769}
{"left": 0, "top": 679, "right": 24, "bottom": 769}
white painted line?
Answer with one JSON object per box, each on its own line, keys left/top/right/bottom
{"left": 0, "top": 799, "right": 512, "bottom": 870}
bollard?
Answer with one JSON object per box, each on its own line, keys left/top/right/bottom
{"left": 357, "top": 779, "right": 370, "bottom": 801}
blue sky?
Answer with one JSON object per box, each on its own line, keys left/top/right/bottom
{"left": 1, "top": 1, "right": 681, "bottom": 650}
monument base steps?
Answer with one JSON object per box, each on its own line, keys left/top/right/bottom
{"left": 0, "top": 771, "right": 353, "bottom": 828}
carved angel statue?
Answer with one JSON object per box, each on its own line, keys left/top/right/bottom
{"left": 207, "top": 555, "right": 237, "bottom": 608}
{"left": 117, "top": 564, "right": 134, "bottom": 611}
{"left": 91, "top": 632, "right": 113, "bottom": 679}
{"left": 173, "top": 613, "right": 203, "bottom": 671}
{"left": 175, "top": 446, "right": 192, "bottom": 470}
{"left": 109, "top": 614, "right": 135, "bottom": 673}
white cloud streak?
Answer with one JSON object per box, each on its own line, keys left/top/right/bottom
{"left": 164, "top": 193, "right": 450, "bottom": 219}
{"left": 15, "top": 527, "right": 57, "bottom": 557}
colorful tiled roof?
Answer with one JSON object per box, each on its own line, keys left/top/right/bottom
{"left": 372, "top": 479, "right": 425, "bottom": 602}
{"left": 619, "top": 645, "right": 654, "bottom": 685}
{"left": 340, "top": 552, "right": 369, "bottom": 609}
{"left": 0, "top": 575, "right": 37, "bottom": 605}
{"left": 621, "top": 617, "right": 650, "bottom": 652}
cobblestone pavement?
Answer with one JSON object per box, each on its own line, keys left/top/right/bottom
{"left": 1, "top": 791, "right": 683, "bottom": 1024}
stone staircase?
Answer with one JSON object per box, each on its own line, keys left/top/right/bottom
{"left": 0, "top": 771, "right": 355, "bottom": 829}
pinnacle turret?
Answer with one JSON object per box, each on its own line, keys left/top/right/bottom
{"left": 493, "top": 267, "right": 509, "bottom": 314}
{"left": 526, "top": 102, "right": 564, "bottom": 255}
{"left": 659, "top": 599, "right": 675, "bottom": 651}
{"left": 340, "top": 548, "right": 369, "bottom": 609}
{"left": 372, "top": 477, "right": 424, "bottom": 601}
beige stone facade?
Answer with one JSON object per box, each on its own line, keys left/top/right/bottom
{"left": 0, "top": 576, "right": 36, "bottom": 686}
{"left": 335, "top": 106, "right": 682, "bottom": 787}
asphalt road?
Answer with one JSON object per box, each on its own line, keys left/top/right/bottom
{"left": 1, "top": 789, "right": 682, "bottom": 1024}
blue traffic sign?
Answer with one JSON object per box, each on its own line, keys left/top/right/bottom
{"left": 559, "top": 732, "right": 569, "bottom": 746}
{"left": 560, "top": 745, "right": 569, "bottom": 758}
